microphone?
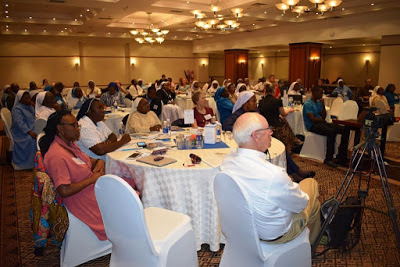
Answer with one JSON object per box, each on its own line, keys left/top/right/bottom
{"left": 189, "top": 153, "right": 202, "bottom": 164}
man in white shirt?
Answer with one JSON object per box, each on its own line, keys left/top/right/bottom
{"left": 220, "top": 112, "right": 321, "bottom": 243}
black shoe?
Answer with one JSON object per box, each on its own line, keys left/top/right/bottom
{"left": 334, "top": 157, "right": 348, "bottom": 167}
{"left": 324, "top": 159, "right": 337, "bottom": 168}
{"left": 301, "top": 171, "right": 316, "bottom": 178}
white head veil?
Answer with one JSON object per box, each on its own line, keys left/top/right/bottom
{"left": 235, "top": 83, "right": 246, "bottom": 93}
{"left": 191, "top": 80, "right": 199, "bottom": 90}
{"left": 158, "top": 81, "right": 167, "bottom": 91}
{"left": 130, "top": 97, "right": 144, "bottom": 116}
{"left": 337, "top": 79, "right": 344, "bottom": 86}
{"left": 35, "top": 91, "right": 55, "bottom": 120}
{"left": 232, "top": 91, "right": 254, "bottom": 113}
{"left": 14, "top": 90, "right": 28, "bottom": 107}
{"left": 288, "top": 82, "right": 299, "bottom": 92}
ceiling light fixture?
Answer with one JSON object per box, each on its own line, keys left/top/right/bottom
{"left": 130, "top": 12, "right": 169, "bottom": 44}
{"left": 276, "top": 0, "right": 342, "bottom": 15}
{"left": 191, "top": 5, "right": 243, "bottom": 32}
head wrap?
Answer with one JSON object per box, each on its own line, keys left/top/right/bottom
{"left": 191, "top": 80, "right": 199, "bottom": 89}
{"left": 288, "top": 82, "right": 299, "bottom": 92}
{"left": 211, "top": 80, "right": 219, "bottom": 87}
{"left": 385, "top": 84, "right": 395, "bottom": 93}
{"left": 158, "top": 81, "right": 167, "bottom": 91}
{"left": 232, "top": 91, "right": 254, "bottom": 113}
{"left": 130, "top": 97, "right": 144, "bottom": 116}
{"left": 337, "top": 79, "right": 344, "bottom": 86}
{"left": 108, "top": 82, "right": 119, "bottom": 91}
{"left": 76, "top": 98, "right": 96, "bottom": 121}
{"left": 3, "top": 84, "right": 10, "bottom": 91}
{"left": 222, "top": 79, "right": 228, "bottom": 87}
{"left": 44, "top": 85, "right": 52, "bottom": 91}
{"left": 29, "top": 90, "right": 39, "bottom": 98}
{"left": 88, "top": 80, "right": 95, "bottom": 86}
{"left": 235, "top": 83, "right": 246, "bottom": 93}
{"left": 35, "top": 91, "right": 56, "bottom": 120}
{"left": 14, "top": 90, "right": 29, "bottom": 107}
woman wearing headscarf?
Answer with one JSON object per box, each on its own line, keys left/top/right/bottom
{"left": 100, "top": 82, "right": 125, "bottom": 107}
{"left": 332, "top": 79, "right": 352, "bottom": 101}
{"left": 87, "top": 80, "right": 101, "bottom": 98}
{"left": 127, "top": 97, "right": 162, "bottom": 133}
{"left": 190, "top": 80, "right": 201, "bottom": 93}
{"left": 222, "top": 91, "right": 257, "bottom": 132}
{"left": 287, "top": 82, "right": 301, "bottom": 95}
{"left": 67, "top": 87, "right": 87, "bottom": 110}
{"left": 207, "top": 80, "right": 220, "bottom": 95}
{"left": 235, "top": 82, "right": 246, "bottom": 94}
{"left": 11, "top": 90, "right": 36, "bottom": 170}
{"left": 40, "top": 111, "right": 136, "bottom": 242}
{"left": 227, "top": 83, "right": 238, "bottom": 104}
{"left": 156, "top": 81, "right": 176, "bottom": 105}
{"left": 192, "top": 91, "right": 215, "bottom": 128}
{"left": 372, "top": 86, "right": 390, "bottom": 111}
{"left": 2, "top": 84, "right": 11, "bottom": 107}
{"left": 35, "top": 91, "right": 59, "bottom": 120}
{"left": 384, "top": 84, "right": 399, "bottom": 108}
{"left": 214, "top": 87, "right": 234, "bottom": 125}
{"left": 76, "top": 98, "right": 130, "bottom": 161}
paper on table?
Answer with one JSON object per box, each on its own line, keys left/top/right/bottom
{"left": 184, "top": 109, "right": 194, "bottom": 124}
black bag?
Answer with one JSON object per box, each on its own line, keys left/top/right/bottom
{"left": 319, "top": 196, "right": 363, "bottom": 254}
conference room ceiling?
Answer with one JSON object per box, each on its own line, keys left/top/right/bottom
{"left": 0, "top": 0, "right": 399, "bottom": 51}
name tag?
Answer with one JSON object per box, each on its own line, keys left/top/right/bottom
{"left": 153, "top": 104, "right": 158, "bottom": 110}
{"left": 72, "top": 157, "right": 86, "bottom": 165}
{"left": 204, "top": 114, "right": 212, "bottom": 120}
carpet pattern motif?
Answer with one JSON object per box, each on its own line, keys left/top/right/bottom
{"left": 1, "top": 152, "right": 400, "bottom": 266}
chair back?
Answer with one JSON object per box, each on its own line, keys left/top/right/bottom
{"left": 161, "top": 104, "right": 183, "bottom": 123}
{"left": 330, "top": 97, "right": 343, "bottom": 118}
{"left": 394, "top": 104, "right": 400, "bottom": 118}
{"left": 1, "top": 107, "right": 13, "bottom": 150}
{"left": 214, "top": 172, "right": 266, "bottom": 264}
{"left": 375, "top": 99, "right": 389, "bottom": 114}
{"left": 34, "top": 118, "right": 47, "bottom": 135}
{"left": 338, "top": 100, "right": 359, "bottom": 120}
{"left": 37, "top": 132, "right": 45, "bottom": 151}
{"left": 95, "top": 175, "right": 159, "bottom": 266}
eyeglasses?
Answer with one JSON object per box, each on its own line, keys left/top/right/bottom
{"left": 254, "top": 127, "right": 274, "bottom": 133}
{"left": 60, "top": 122, "right": 81, "bottom": 129}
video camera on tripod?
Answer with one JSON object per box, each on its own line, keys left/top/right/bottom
{"left": 362, "top": 107, "right": 389, "bottom": 140}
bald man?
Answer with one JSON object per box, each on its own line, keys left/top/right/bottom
{"left": 220, "top": 113, "right": 321, "bottom": 244}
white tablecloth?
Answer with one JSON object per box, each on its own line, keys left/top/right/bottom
{"left": 104, "top": 110, "right": 129, "bottom": 135}
{"left": 105, "top": 134, "right": 286, "bottom": 251}
{"left": 285, "top": 106, "right": 331, "bottom": 136}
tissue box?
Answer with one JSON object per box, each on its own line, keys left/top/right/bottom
{"left": 204, "top": 124, "right": 216, "bottom": 144}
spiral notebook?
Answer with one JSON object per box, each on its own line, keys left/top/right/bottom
{"left": 136, "top": 155, "right": 177, "bottom": 167}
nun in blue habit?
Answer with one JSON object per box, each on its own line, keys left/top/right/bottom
{"left": 11, "top": 90, "right": 37, "bottom": 170}
{"left": 214, "top": 86, "right": 234, "bottom": 125}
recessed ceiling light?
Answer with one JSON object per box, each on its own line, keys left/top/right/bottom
{"left": 65, "top": 27, "right": 67, "bottom": 30}
{"left": 80, "top": 14, "right": 83, "bottom": 17}
{"left": 6, "top": 25, "right": 8, "bottom": 28}
{"left": 278, "top": 50, "right": 280, "bottom": 52}
{"left": 363, "top": 44, "right": 366, "bottom": 46}
{"left": 108, "top": 32, "right": 110, "bottom": 34}
{"left": 252, "top": 23, "right": 255, "bottom": 26}
{"left": 5, "top": 4, "right": 8, "bottom": 7}
{"left": 75, "top": 18, "right": 77, "bottom": 21}
{"left": 24, "top": 29, "right": 27, "bottom": 32}
{"left": 53, "top": 17, "right": 56, "bottom": 20}
{"left": 123, "top": 33, "right": 126, "bottom": 35}
{"left": 329, "top": 46, "right": 332, "bottom": 48}
{"left": 5, "top": 10, "right": 8, "bottom": 13}
{"left": 342, "top": 7, "right": 345, "bottom": 10}
{"left": 61, "top": 30, "right": 64, "bottom": 32}
{"left": 86, "top": 9, "right": 90, "bottom": 12}
{"left": 29, "top": 16, "right": 32, "bottom": 19}
{"left": 187, "top": 1, "right": 190, "bottom": 3}
{"left": 196, "top": 34, "right": 198, "bottom": 36}
{"left": 6, "top": 29, "right": 8, "bottom": 31}
{"left": 43, "top": 29, "right": 46, "bottom": 32}
{"left": 316, "top": 12, "right": 319, "bottom": 14}
{"left": 6, "top": 15, "right": 9, "bottom": 18}
{"left": 371, "top": 3, "right": 374, "bottom": 5}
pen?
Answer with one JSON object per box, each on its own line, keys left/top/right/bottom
{"left": 121, "top": 148, "right": 138, "bottom": 152}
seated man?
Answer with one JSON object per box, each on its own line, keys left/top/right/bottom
{"left": 220, "top": 113, "right": 320, "bottom": 243}
{"left": 303, "top": 87, "right": 351, "bottom": 167}
{"left": 331, "top": 79, "right": 352, "bottom": 101}
{"left": 145, "top": 85, "right": 162, "bottom": 117}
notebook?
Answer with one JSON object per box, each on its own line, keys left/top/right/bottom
{"left": 136, "top": 155, "right": 177, "bottom": 167}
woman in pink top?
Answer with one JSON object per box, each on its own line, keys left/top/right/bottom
{"left": 192, "top": 91, "right": 215, "bottom": 128}
{"left": 40, "top": 111, "right": 134, "bottom": 240}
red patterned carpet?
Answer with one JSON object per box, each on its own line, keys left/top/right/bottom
{"left": 1, "top": 145, "right": 400, "bottom": 266}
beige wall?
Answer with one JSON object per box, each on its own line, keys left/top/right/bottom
{"left": 0, "top": 35, "right": 207, "bottom": 89}
{"left": 321, "top": 46, "right": 380, "bottom": 87}
{"left": 379, "top": 35, "right": 400, "bottom": 92}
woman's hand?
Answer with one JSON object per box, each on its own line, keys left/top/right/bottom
{"left": 150, "top": 125, "right": 162, "bottom": 132}
{"left": 28, "top": 130, "right": 37, "bottom": 139}
{"left": 93, "top": 159, "right": 105, "bottom": 175}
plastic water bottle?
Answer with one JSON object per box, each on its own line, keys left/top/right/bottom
{"left": 118, "top": 122, "right": 125, "bottom": 138}
{"left": 167, "top": 119, "right": 171, "bottom": 136}
{"left": 162, "top": 121, "right": 168, "bottom": 135}
{"left": 196, "top": 130, "right": 203, "bottom": 149}
{"left": 282, "top": 90, "right": 289, "bottom": 107}
{"left": 113, "top": 100, "right": 118, "bottom": 113}
{"left": 215, "top": 122, "right": 222, "bottom": 142}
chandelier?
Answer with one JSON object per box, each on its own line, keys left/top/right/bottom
{"left": 129, "top": 12, "right": 169, "bottom": 44}
{"left": 191, "top": 5, "right": 243, "bottom": 31}
{"left": 275, "top": 0, "right": 342, "bottom": 15}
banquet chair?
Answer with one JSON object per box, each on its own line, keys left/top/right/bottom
{"left": 375, "top": 99, "right": 389, "bottom": 115}
{"left": 386, "top": 122, "right": 400, "bottom": 142}
{"left": 330, "top": 97, "right": 343, "bottom": 119}
{"left": 36, "top": 132, "right": 44, "bottom": 150}
{"left": 1, "top": 107, "right": 13, "bottom": 151}
{"left": 337, "top": 100, "right": 359, "bottom": 148}
{"left": 95, "top": 175, "right": 198, "bottom": 267}
{"left": 214, "top": 172, "right": 311, "bottom": 267}
{"left": 160, "top": 103, "right": 184, "bottom": 123}
{"left": 60, "top": 208, "right": 112, "bottom": 267}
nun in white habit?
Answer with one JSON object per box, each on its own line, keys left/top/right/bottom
{"left": 35, "top": 91, "right": 57, "bottom": 120}
{"left": 127, "top": 97, "right": 162, "bottom": 133}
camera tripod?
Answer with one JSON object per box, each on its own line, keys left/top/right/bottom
{"left": 311, "top": 129, "right": 400, "bottom": 258}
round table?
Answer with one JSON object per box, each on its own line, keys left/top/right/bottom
{"left": 105, "top": 133, "right": 286, "bottom": 251}
{"left": 104, "top": 110, "right": 129, "bottom": 135}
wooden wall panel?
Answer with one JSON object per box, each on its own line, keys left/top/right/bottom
{"left": 225, "top": 49, "right": 248, "bottom": 82}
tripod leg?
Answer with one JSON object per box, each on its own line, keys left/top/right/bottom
{"left": 373, "top": 145, "right": 400, "bottom": 253}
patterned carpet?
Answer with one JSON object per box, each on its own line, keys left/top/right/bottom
{"left": 1, "top": 145, "right": 400, "bottom": 266}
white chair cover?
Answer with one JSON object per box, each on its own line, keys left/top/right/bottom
{"left": 1, "top": 107, "right": 13, "bottom": 151}
{"left": 338, "top": 100, "right": 359, "bottom": 120}
{"left": 60, "top": 208, "right": 112, "bottom": 267}
{"left": 375, "top": 99, "right": 389, "bottom": 114}
{"left": 299, "top": 129, "right": 327, "bottom": 162}
{"left": 34, "top": 118, "right": 47, "bottom": 135}
{"left": 95, "top": 175, "right": 198, "bottom": 267}
{"left": 394, "top": 104, "right": 400, "bottom": 118}
{"left": 36, "top": 132, "right": 45, "bottom": 151}
{"left": 160, "top": 104, "right": 184, "bottom": 123}
{"left": 387, "top": 122, "right": 400, "bottom": 142}
{"left": 330, "top": 97, "right": 343, "bottom": 118}
{"left": 214, "top": 172, "right": 311, "bottom": 267}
